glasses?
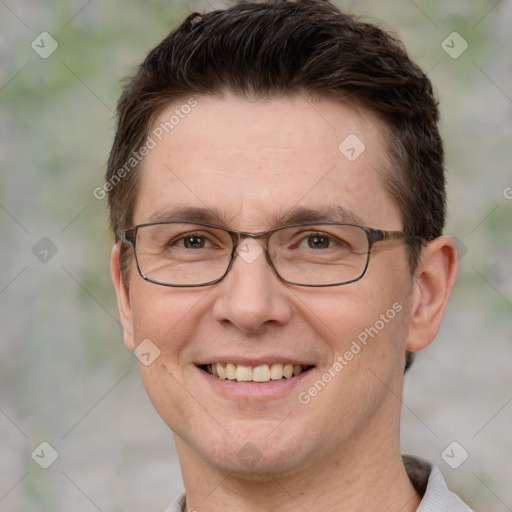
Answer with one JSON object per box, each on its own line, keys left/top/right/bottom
{"left": 120, "top": 221, "right": 410, "bottom": 287}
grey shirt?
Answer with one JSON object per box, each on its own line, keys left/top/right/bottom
{"left": 164, "top": 455, "right": 473, "bottom": 511}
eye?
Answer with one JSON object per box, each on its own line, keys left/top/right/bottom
{"left": 175, "top": 233, "right": 211, "bottom": 249}
{"left": 297, "top": 232, "right": 344, "bottom": 250}
{"left": 281, "top": 227, "right": 355, "bottom": 254}
{"left": 305, "top": 234, "right": 332, "bottom": 249}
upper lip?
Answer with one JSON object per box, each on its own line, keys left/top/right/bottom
{"left": 195, "top": 356, "right": 315, "bottom": 366}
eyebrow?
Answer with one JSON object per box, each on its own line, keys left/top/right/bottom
{"left": 276, "top": 205, "right": 366, "bottom": 227}
{"left": 145, "top": 204, "right": 366, "bottom": 228}
{"left": 147, "top": 205, "right": 228, "bottom": 225}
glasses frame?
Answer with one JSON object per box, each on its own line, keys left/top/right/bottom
{"left": 120, "top": 221, "right": 411, "bottom": 288}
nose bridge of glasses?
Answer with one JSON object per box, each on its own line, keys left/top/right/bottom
{"left": 229, "top": 228, "right": 272, "bottom": 250}
{"left": 226, "top": 229, "right": 280, "bottom": 277}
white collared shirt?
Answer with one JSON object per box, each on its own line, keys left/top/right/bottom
{"left": 164, "top": 456, "right": 473, "bottom": 511}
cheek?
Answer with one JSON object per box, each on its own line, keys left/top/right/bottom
{"left": 137, "top": 360, "right": 198, "bottom": 443}
{"left": 127, "top": 285, "right": 216, "bottom": 426}
{"left": 129, "top": 284, "right": 211, "bottom": 354}
{"left": 295, "top": 292, "right": 410, "bottom": 425}
{"left": 296, "top": 279, "right": 411, "bottom": 376}
{"left": 127, "top": 287, "right": 204, "bottom": 435}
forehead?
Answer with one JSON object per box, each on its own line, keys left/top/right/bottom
{"left": 134, "top": 94, "right": 401, "bottom": 230}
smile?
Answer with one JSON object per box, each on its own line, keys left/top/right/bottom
{"left": 202, "top": 363, "right": 314, "bottom": 383}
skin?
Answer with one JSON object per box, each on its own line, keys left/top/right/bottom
{"left": 111, "top": 94, "right": 458, "bottom": 512}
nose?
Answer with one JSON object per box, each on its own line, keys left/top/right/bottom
{"left": 212, "top": 239, "right": 292, "bottom": 334}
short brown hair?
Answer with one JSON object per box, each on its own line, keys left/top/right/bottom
{"left": 107, "top": 0, "right": 445, "bottom": 279}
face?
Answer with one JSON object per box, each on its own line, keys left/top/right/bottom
{"left": 112, "top": 94, "right": 435, "bottom": 479}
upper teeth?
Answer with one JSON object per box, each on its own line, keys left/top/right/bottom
{"left": 205, "top": 363, "right": 308, "bottom": 382}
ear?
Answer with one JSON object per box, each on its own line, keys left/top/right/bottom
{"left": 405, "top": 236, "right": 458, "bottom": 352}
{"left": 111, "top": 244, "right": 136, "bottom": 351}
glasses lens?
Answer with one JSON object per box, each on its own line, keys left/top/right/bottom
{"left": 270, "top": 224, "right": 369, "bottom": 285}
{"left": 134, "top": 223, "right": 233, "bottom": 285}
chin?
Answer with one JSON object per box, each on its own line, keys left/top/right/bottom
{"left": 175, "top": 416, "right": 316, "bottom": 478}
{"left": 212, "top": 442, "right": 309, "bottom": 479}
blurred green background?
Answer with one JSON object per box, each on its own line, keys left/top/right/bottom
{"left": 1, "top": 0, "right": 510, "bottom": 510}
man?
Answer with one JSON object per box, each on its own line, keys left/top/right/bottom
{"left": 107, "top": 1, "right": 472, "bottom": 510}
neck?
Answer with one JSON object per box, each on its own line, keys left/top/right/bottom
{"left": 175, "top": 417, "right": 421, "bottom": 512}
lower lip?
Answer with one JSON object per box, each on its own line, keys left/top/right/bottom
{"left": 197, "top": 366, "right": 315, "bottom": 400}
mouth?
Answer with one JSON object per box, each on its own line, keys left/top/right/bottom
{"left": 200, "top": 363, "right": 314, "bottom": 383}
